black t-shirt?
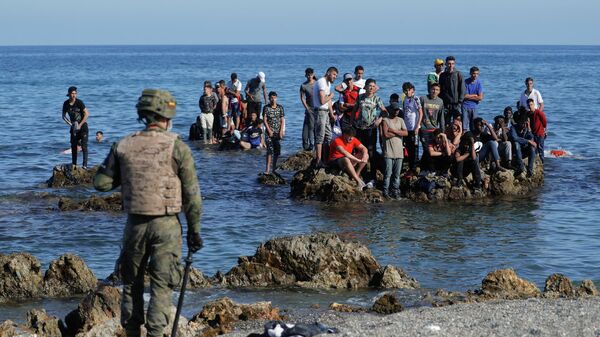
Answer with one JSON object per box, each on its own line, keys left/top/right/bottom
{"left": 465, "top": 130, "right": 494, "bottom": 144}
{"left": 62, "top": 99, "right": 86, "bottom": 123}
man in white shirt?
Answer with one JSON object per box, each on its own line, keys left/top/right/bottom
{"left": 519, "top": 77, "right": 544, "bottom": 112}
{"left": 227, "top": 73, "right": 243, "bottom": 128}
{"left": 312, "top": 66, "right": 338, "bottom": 165}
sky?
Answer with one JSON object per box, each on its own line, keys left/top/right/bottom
{"left": 0, "top": 0, "right": 598, "bottom": 46}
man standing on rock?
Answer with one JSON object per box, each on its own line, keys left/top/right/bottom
{"left": 439, "top": 56, "right": 465, "bottom": 124}
{"left": 93, "top": 89, "right": 203, "bottom": 337}
{"left": 62, "top": 86, "right": 90, "bottom": 169}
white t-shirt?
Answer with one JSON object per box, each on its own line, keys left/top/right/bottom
{"left": 227, "top": 79, "right": 242, "bottom": 103}
{"left": 340, "top": 77, "right": 366, "bottom": 94}
{"left": 312, "top": 77, "right": 331, "bottom": 110}
{"left": 519, "top": 88, "right": 543, "bottom": 111}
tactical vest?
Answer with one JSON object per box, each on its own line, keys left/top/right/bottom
{"left": 117, "top": 130, "right": 182, "bottom": 215}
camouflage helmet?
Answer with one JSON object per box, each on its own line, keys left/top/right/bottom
{"left": 136, "top": 89, "right": 177, "bottom": 119}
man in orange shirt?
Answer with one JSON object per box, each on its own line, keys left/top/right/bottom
{"left": 328, "top": 127, "right": 369, "bottom": 189}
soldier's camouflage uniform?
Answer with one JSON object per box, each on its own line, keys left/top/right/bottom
{"left": 94, "top": 127, "right": 201, "bottom": 337}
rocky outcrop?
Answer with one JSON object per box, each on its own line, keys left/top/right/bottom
{"left": 278, "top": 151, "right": 314, "bottom": 171}
{"left": 370, "top": 265, "right": 420, "bottom": 289}
{"left": 190, "top": 297, "right": 280, "bottom": 336}
{"left": 26, "top": 309, "right": 61, "bottom": 337}
{"left": 61, "top": 285, "right": 121, "bottom": 337}
{"left": 58, "top": 193, "right": 122, "bottom": 212}
{"left": 479, "top": 269, "right": 541, "bottom": 299}
{"left": 328, "top": 302, "right": 368, "bottom": 313}
{"left": 47, "top": 165, "right": 97, "bottom": 188}
{"left": 0, "top": 253, "right": 44, "bottom": 302}
{"left": 44, "top": 254, "right": 97, "bottom": 297}
{"left": 577, "top": 280, "right": 599, "bottom": 296}
{"left": 291, "top": 168, "right": 383, "bottom": 203}
{"left": 221, "top": 233, "right": 417, "bottom": 289}
{"left": 371, "top": 293, "right": 404, "bottom": 314}
{"left": 543, "top": 273, "right": 575, "bottom": 298}
{"left": 257, "top": 172, "right": 286, "bottom": 186}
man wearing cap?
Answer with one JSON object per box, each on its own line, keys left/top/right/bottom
{"left": 427, "top": 59, "right": 445, "bottom": 92}
{"left": 245, "top": 72, "right": 267, "bottom": 117}
{"left": 300, "top": 68, "right": 317, "bottom": 151}
{"left": 338, "top": 73, "right": 360, "bottom": 128}
{"left": 62, "top": 86, "right": 90, "bottom": 168}
{"left": 93, "top": 89, "right": 203, "bottom": 337}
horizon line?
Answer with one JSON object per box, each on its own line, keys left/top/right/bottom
{"left": 1, "top": 43, "right": 599, "bottom": 47}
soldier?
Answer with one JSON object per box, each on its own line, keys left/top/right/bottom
{"left": 93, "top": 89, "right": 203, "bottom": 337}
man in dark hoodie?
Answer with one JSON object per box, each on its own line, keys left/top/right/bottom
{"left": 439, "top": 56, "right": 465, "bottom": 124}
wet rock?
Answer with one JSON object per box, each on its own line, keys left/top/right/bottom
{"left": 291, "top": 167, "right": 383, "bottom": 203}
{"left": 26, "top": 309, "right": 61, "bottom": 337}
{"left": 371, "top": 293, "right": 404, "bottom": 314}
{"left": 222, "top": 261, "right": 295, "bottom": 287}
{"left": 543, "top": 273, "right": 574, "bottom": 298}
{"left": 429, "top": 289, "right": 474, "bottom": 307}
{"left": 43, "top": 254, "right": 97, "bottom": 297}
{"left": 278, "top": 151, "right": 314, "bottom": 171}
{"left": 257, "top": 172, "right": 286, "bottom": 185}
{"left": 58, "top": 193, "right": 122, "bottom": 212}
{"left": 369, "top": 265, "right": 420, "bottom": 289}
{"left": 328, "top": 302, "right": 368, "bottom": 313}
{"left": 188, "top": 267, "right": 212, "bottom": 288}
{"left": 62, "top": 285, "right": 121, "bottom": 337}
{"left": 47, "top": 165, "right": 98, "bottom": 188}
{"left": 480, "top": 269, "right": 540, "bottom": 299}
{"left": 0, "top": 253, "right": 44, "bottom": 302}
{"left": 577, "top": 280, "right": 599, "bottom": 297}
{"left": 225, "top": 233, "right": 384, "bottom": 289}
{"left": 190, "top": 297, "right": 280, "bottom": 337}
{"left": 0, "top": 321, "right": 17, "bottom": 337}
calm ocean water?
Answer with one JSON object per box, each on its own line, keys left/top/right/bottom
{"left": 1, "top": 45, "right": 600, "bottom": 321}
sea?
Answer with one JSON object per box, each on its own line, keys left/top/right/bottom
{"left": 1, "top": 45, "right": 599, "bottom": 321}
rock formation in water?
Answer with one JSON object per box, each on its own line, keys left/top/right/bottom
{"left": 277, "top": 150, "right": 314, "bottom": 171}
{"left": 58, "top": 193, "right": 122, "bottom": 212}
{"left": 216, "top": 233, "right": 419, "bottom": 290}
{"left": 284, "top": 150, "right": 544, "bottom": 203}
{"left": 257, "top": 172, "right": 286, "bottom": 186}
{"left": 46, "top": 165, "right": 98, "bottom": 188}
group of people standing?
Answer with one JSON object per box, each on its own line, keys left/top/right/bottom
{"left": 299, "top": 57, "right": 547, "bottom": 198}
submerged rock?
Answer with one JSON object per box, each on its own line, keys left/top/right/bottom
{"left": 291, "top": 168, "right": 383, "bottom": 203}
{"left": 479, "top": 269, "right": 540, "bottom": 299}
{"left": 278, "top": 151, "right": 314, "bottom": 171}
{"left": 58, "top": 193, "right": 122, "bottom": 212}
{"left": 47, "top": 165, "right": 98, "bottom": 188}
{"left": 26, "top": 309, "right": 61, "bottom": 337}
{"left": 328, "top": 302, "right": 368, "bottom": 313}
{"left": 371, "top": 293, "right": 404, "bottom": 314}
{"left": 257, "top": 172, "right": 286, "bottom": 185}
{"left": 0, "top": 253, "right": 44, "bottom": 302}
{"left": 43, "top": 254, "right": 97, "bottom": 297}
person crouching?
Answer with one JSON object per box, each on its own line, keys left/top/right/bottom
{"left": 328, "top": 127, "right": 369, "bottom": 190}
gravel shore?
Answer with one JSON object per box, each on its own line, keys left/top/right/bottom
{"left": 222, "top": 297, "right": 600, "bottom": 337}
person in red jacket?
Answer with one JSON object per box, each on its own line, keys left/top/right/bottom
{"left": 527, "top": 98, "right": 547, "bottom": 164}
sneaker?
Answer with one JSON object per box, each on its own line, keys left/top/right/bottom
{"left": 526, "top": 170, "right": 534, "bottom": 178}
{"left": 365, "top": 180, "right": 375, "bottom": 189}
{"left": 82, "top": 166, "right": 89, "bottom": 170}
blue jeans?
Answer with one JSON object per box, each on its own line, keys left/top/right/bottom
{"left": 302, "top": 108, "right": 315, "bottom": 150}
{"left": 478, "top": 140, "right": 500, "bottom": 163}
{"left": 384, "top": 157, "right": 403, "bottom": 194}
{"left": 533, "top": 134, "right": 545, "bottom": 164}
{"left": 462, "top": 107, "right": 478, "bottom": 132}
{"left": 514, "top": 143, "right": 536, "bottom": 174}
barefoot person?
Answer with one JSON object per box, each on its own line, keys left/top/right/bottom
{"left": 62, "top": 86, "right": 90, "bottom": 168}
{"left": 328, "top": 127, "right": 369, "bottom": 189}
{"left": 263, "top": 91, "right": 285, "bottom": 174}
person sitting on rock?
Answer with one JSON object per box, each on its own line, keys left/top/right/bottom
{"left": 452, "top": 132, "right": 482, "bottom": 188}
{"left": 240, "top": 111, "right": 265, "bottom": 150}
{"left": 467, "top": 117, "right": 507, "bottom": 172}
{"left": 493, "top": 115, "right": 512, "bottom": 169}
{"left": 527, "top": 98, "right": 547, "bottom": 164}
{"left": 328, "top": 126, "right": 369, "bottom": 190}
{"left": 510, "top": 113, "right": 537, "bottom": 177}
{"left": 423, "top": 129, "right": 454, "bottom": 175}
{"left": 445, "top": 117, "right": 463, "bottom": 147}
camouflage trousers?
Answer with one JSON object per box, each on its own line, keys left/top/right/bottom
{"left": 119, "top": 214, "right": 182, "bottom": 337}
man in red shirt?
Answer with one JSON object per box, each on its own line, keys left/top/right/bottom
{"left": 527, "top": 98, "right": 547, "bottom": 164}
{"left": 338, "top": 73, "right": 360, "bottom": 128}
{"left": 328, "top": 127, "right": 369, "bottom": 189}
